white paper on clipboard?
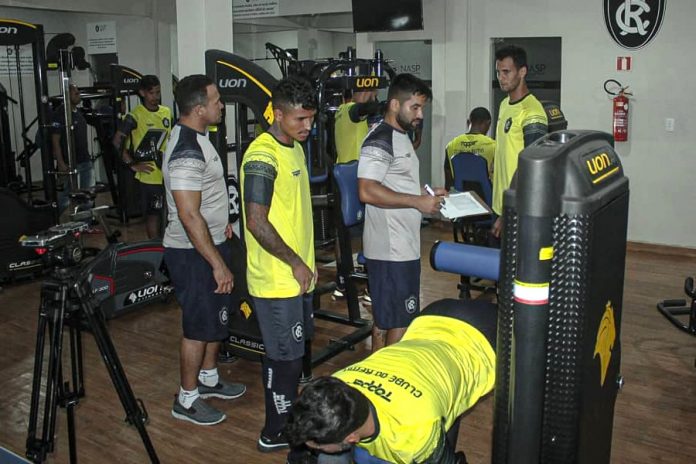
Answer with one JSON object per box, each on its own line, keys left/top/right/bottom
{"left": 440, "top": 191, "right": 492, "bottom": 219}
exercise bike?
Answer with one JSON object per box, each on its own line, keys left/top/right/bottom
{"left": 23, "top": 199, "right": 172, "bottom": 319}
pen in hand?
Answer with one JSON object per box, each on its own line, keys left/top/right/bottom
{"left": 424, "top": 184, "right": 436, "bottom": 196}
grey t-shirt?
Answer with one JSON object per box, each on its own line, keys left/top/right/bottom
{"left": 358, "top": 121, "right": 421, "bottom": 261}
{"left": 163, "top": 124, "right": 228, "bottom": 249}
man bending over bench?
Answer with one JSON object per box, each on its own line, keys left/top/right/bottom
{"left": 285, "top": 299, "right": 497, "bottom": 464}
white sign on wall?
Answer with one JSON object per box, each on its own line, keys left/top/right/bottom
{"left": 87, "top": 21, "right": 117, "bottom": 55}
{"left": 233, "top": 0, "right": 279, "bottom": 20}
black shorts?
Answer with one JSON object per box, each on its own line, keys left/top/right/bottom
{"left": 164, "top": 242, "right": 233, "bottom": 341}
{"left": 139, "top": 182, "right": 164, "bottom": 215}
{"left": 365, "top": 258, "right": 421, "bottom": 330}
{"left": 253, "top": 293, "right": 314, "bottom": 361}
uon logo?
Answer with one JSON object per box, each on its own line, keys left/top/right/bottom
{"left": 604, "top": 0, "right": 665, "bottom": 50}
{"left": 586, "top": 152, "right": 612, "bottom": 176}
{"left": 356, "top": 77, "right": 379, "bottom": 89}
{"left": 123, "top": 77, "right": 139, "bottom": 84}
{"left": 125, "top": 284, "right": 163, "bottom": 305}
{"left": 0, "top": 26, "right": 18, "bottom": 34}
{"left": 219, "top": 78, "right": 247, "bottom": 88}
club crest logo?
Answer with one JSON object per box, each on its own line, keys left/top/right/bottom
{"left": 404, "top": 295, "right": 418, "bottom": 314}
{"left": 604, "top": 0, "right": 665, "bottom": 50}
{"left": 219, "top": 306, "right": 229, "bottom": 325}
{"left": 504, "top": 118, "right": 512, "bottom": 133}
{"left": 291, "top": 322, "right": 304, "bottom": 342}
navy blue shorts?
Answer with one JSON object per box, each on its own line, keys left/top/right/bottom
{"left": 139, "top": 182, "right": 164, "bottom": 215}
{"left": 253, "top": 293, "right": 314, "bottom": 361}
{"left": 365, "top": 258, "right": 421, "bottom": 330}
{"left": 164, "top": 242, "right": 233, "bottom": 341}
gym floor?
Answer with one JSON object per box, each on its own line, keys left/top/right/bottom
{"left": 0, "top": 218, "right": 694, "bottom": 463}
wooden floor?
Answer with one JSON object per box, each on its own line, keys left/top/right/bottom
{"left": 0, "top": 219, "right": 694, "bottom": 464}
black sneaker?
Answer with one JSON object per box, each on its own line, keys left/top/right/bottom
{"left": 258, "top": 432, "right": 290, "bottom": 452}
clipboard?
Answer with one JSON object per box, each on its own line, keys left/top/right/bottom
{"left": 133, "top": 129, "right": 167, "bottom": 161}
{"left": 440, "top": 191, "right": 493, "bottom": 219}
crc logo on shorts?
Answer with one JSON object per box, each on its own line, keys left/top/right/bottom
{"left": 404, "top": 295, "right": 418, "bottom": 314}
{"left": 504, "top": 118, "right": 512, "bottom": 133}
{"left": 219, "top": 306, "right": 229, "bottom": 325}
{"left": 291, "top": 322, "right": 304, "bottom": 342}
{"left": 604, "top": 0, "right": 665, "bottom": 50}
{"left": 162, "top": 117, "right": 170, "bottom": 128}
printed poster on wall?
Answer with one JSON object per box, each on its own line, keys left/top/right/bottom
{"left": 87, "top": 21, "right": 117, "bottom": 55}
{"left": 233, "top": 0, "right": 280, "bottom": 20}
{"left": 0, "top": 45, "right": 34, "bottom": 75}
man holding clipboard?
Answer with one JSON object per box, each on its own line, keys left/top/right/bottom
{"left": 358, "top": 74, "right": 444, "bottom": 351}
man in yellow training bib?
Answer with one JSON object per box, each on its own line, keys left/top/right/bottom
{"left": 113, "top": 75, "right": 172, "bottom": 238}
{"left": 491, "top": 45, "right": 547, "bottom": 238}
{"left": 241, "top": 76, "right": 318, "bottom": 456}
{"left": 285, "top": 298, "right": 497, "bottom": 464}
{"left": 444, "top": 107, "right": 496, "bottom": 190}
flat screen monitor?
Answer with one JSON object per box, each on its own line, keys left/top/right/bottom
{"left": 351, "top": 0, "right": 424, "bottom": 33}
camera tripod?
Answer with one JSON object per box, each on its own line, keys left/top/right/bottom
{"left": 25, "top": 263, "right": 159, "bottom": 463}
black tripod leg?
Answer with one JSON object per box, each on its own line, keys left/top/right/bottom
{"left": 74, "top": 284, "right": 159, "bottom": 463}
{"left": 65, "top": 380, "right": 77, "bottom": 464}
{"left": 26, "top": 295, "right": 49, "bottom": 461}
{"left": 26, "top": 281, "right": 69, "bottom": 463}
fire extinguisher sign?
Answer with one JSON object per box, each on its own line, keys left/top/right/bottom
{"left": 616, "top": 56, "right": 632, "bottom": 71}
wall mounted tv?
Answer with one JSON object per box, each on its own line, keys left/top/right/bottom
{"left": 351, "top": 0, "right": 424, "bottom": 33}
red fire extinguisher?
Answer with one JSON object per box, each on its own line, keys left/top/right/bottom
{"left": 604, "top": 79, "right": 632, "bottom": 142}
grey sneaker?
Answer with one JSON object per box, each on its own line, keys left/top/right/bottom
{"left": 198, "top": 380, "right": 246, "bottom": 400}
{"left": 171, "top": 397, "right": 226, "bottom": 425}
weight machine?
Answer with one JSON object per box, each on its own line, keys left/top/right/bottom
{"left": 0, "top": 18, "right": 54, "bottom": 214}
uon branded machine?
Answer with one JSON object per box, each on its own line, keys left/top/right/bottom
{"left": 493, "top": 130, "right": 629, "bottom": 463}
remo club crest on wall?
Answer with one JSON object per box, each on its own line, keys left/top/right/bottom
{"left": 604, "top": 0, "right": 665, "bottom": 50}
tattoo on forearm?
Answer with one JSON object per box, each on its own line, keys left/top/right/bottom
{"left": 247, "top": 203, "right": 300, "bottom": 267}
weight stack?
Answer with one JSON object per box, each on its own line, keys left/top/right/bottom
{"left": 492, "top": 131, "right": 629, "bottom": 464}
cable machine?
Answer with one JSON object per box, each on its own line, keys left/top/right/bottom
{"left": 0, "top": 18, "right": 54, "bottom": 216}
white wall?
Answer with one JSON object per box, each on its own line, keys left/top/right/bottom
{"left": 234, "top": 30, "right": 298, "bottom": 79}
{"left": 459, "top": 0, "right": 695, "bottom": 247}
{"left": 353, "top": 0, "right": 695, "bottom": 248}
{"left": 8, "top": 0, "right": 688, "bottom": 247}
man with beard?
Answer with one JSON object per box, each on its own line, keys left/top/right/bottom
{"left": 358, "top": 73, "right": 444, "bottom": 351}
{"left": 491, "top": 45, "right": 547, "bottom": 239}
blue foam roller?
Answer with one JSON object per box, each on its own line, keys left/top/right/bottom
{"left": 429, "top": 241, "right": 500, "bottom": 281}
